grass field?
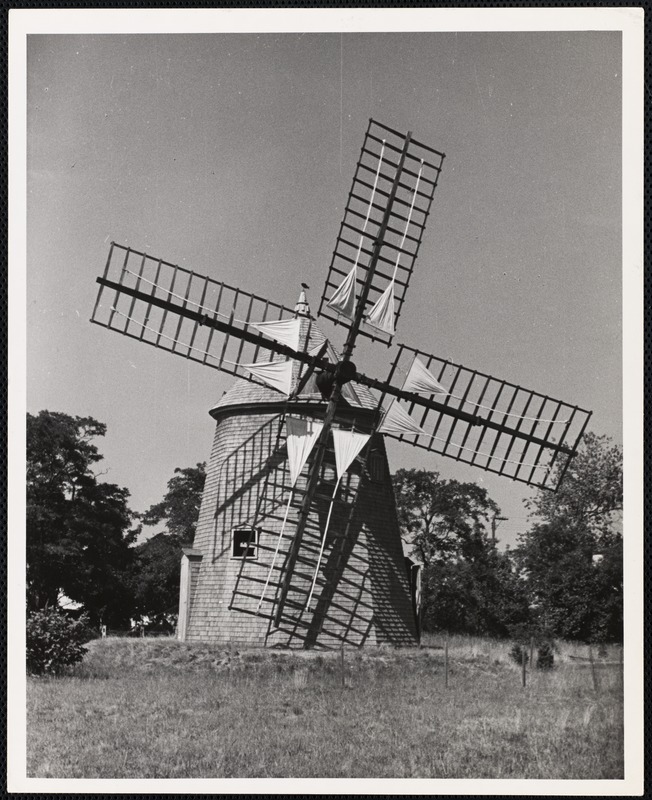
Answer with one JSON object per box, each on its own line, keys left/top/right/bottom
{"left": 26, "top": 634, "right": 624, "bottom": 779}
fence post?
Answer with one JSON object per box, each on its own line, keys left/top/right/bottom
{"left": 340, "top": 642, "right": 345, "bottom": 689}
{"left": 529, "top": 637, "right": 535, "bottom": 672}
{"left": 521, "top": 647, "right": 527, "bottom": 688}
{"left": 444, "top": 633, "right": 449, "bottom": 688}
{"left": 589, "top": 645, "right": 599, "bottom": 692}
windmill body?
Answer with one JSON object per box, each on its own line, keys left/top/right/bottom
{"left": 179, "top": 299, "right": 417, "bottom": 647}
{"left": 91, "top": 118, "right": 592, "bottom": 648}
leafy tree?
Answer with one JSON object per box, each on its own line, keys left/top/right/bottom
{"left": 141, "top": 463, "right": 205, "bottom": 545}
{"left": 421, "top": 548, "right": 530, "bottom": 637}
{"left": 525, "top": 431, "right": 623, "bottom": 535}
{"left": 27, "top": 411, "right": 138, "bottom": 626}
{"left": 131, "top": 532, "right": 185, "bottom": 626}
{"left": 393, "top": 468, "right": 500, "bottom": 566}
{"left": 393, "top": 469, "right": 528, "bottom": 636}
{"left": 515, "top": 432, "right": 623, "bottom": 643}
{"left": 132, "top": 462, "right": 206, "bottom": 623}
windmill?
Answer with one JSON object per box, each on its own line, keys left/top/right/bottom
{"left": 91, "top": 119, "right": 591, "bottom": 648}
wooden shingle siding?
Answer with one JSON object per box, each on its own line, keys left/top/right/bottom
{"left": 183, "top": 406, "right": 417, "bottom": 648}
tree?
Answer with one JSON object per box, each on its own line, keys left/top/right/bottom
{"left": 515, "top": 432, "right": 623, "bottom": 643}
{"left": 393, "top": 468, "right": 500, "bottom": 566}
{"left": 392, "top": 469, "right": 528, "bottom": 636}
{"left": 525, "top": 431, "right": 623, "bottom": 536}
{"left": 141, "top": 463, "right": 206, "bottom": 545}
{"left": 27, "top": 411, "right": 138, "bottom": 626}
{"left": 421, "top": 548, "right": 530, "bottom": 637}
{"left": 132, "top": 462, "right": 206, "bottom": 623}
{"left": 131, "top": 532, "right": 185, "bottom": 626}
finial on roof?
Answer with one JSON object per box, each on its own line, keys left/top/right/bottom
{"left": 295, "top": 284, "right": 311, "bottom": 317}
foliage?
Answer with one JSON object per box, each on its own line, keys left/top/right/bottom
{"left": 393, "top": 468, "right": 499, "bottom": 566}
{"left": 393, "top": 469, "right": 529, "bottom": 637}
{"left": 508, "top": 642, "right": 529, "bottom": 667}
{"left": 132, "top": 462, "right": 206, "bottom": 622}
{"left": 525, "top": 432, "right": 623, "bottom": 533}
{"left": 536, "top": 642, "right": 555, "bottom": 670}
{"left": 27, "top": 411, "right": 138, "bottom": 626}
{"left": 141, "top": 462, "right": 206, "bottom": 545}
{"left": 26, "top": 607, "right": 95, "bottom": 676}
{"left": 421, "top": 549, "right": 530, "bottom": 637}
{"left": 131, "top": 532, "right": 184, "bottom": 624}
{"left": 516, "top": 432, "right": 623, "bottom": 643}
{"left": 516, "top": 520, "right": 622, "bottom": 642}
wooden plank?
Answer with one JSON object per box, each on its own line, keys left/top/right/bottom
{"left": 124, "top": 252, "right": 147, "bottom": 336}
{"left": 186, "top": 273, "right": 209, "bottom": 358}
{"left": 483, "top": 384, "right": 521, "bottom": 470}
{"left": 202, "top": 282, "right": 224, "bottom": 366}
{"left": 171, "top": 270, "right": 195, "bottom": 353}
{"left": 444, "top": 369, "right": 478, "bottom": 459}
{"left": 91, "top": 241, "right": 114, "bottom": 322}
{"left": 496, "top": 388, "right": 535, "bottom": 477}
{"left": 154, "top": 262, "right": 179, "bottom": 347}
{"left": 524, "top": 397, "right": 562, "bottom": 485}
{"left": 140, "top": 258, "right": 163, "bottom": 341}
{"left": 107, "top": 246, "right": 130, "bottom": 328}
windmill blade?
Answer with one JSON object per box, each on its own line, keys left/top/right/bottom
{"left": 352, "top": 344, "right": 592, "bottom": 492}
{"left": 318, "top": 118, "right": 444, "bottom": 346}
{"left": 91, "top": 242, "right": 331, "bottom": 391}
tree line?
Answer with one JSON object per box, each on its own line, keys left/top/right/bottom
{"left": 26, "top": 410, "right": 623, "bottom": 643}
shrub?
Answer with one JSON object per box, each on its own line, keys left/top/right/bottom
{"left": 536, "top": 641, "right": 555, "bottom": 670}
{"left": 509, "top": 642, "right": 529, "bottom": 666}
{"left": 26, "top": 607, "right": 94, "bottom": 676}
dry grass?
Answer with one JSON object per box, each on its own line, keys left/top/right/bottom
{"left": 26, "top": 635, "right": 624, "bottom": 779}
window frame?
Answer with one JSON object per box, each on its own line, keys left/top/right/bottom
{"left": 230, "top": 526, "right": 259, "bottom": 561}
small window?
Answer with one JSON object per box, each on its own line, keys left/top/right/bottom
{"left": 231, "top": 527, "right": 258, "bottom": 560}
{"left": 367, "top": 452, "right": 385, "bottom": 482}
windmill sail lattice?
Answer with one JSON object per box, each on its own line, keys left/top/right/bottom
{"left": 91, "top": 243, "right": 309, "bottom": 390}
{"left": 318, "top": 119, "right": 444, "bottom": 346}
{"left": 372, "top": 343, "right": 592, "bottom": 491}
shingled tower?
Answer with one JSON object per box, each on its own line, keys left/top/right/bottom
{"left": 178, "top": 291, "right": 418, "bottom": 648}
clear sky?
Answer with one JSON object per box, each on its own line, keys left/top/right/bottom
{"left": 26, "top": 30, "right": 622, "bottom": 548}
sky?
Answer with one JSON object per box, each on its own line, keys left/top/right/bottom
{"left": 26, "top": 29, "right": 622, "bottom": 549}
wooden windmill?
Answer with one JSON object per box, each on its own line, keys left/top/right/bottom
{"left": 91, "top": 119, "right": 591, "bottom": 648}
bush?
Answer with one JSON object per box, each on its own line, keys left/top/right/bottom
{"left": 536, "top": 641, "right": 555, "bottom": 670}
{"left": 509, "top": 642, "right": 529, "bottom": 666}
{"left": 26, "top": 607, "right": 94, "bottom": 675}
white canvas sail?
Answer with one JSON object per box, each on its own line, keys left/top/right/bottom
{"left": 377, "top": 399, "right": 425, "bottom": 437}
{"left": 332, "top": 428, "right": 371, "bottom": 479}
{"left": 243, "top": 360, "right": 293, "bottom": 396}
{"left": 326, "top": 264, "right": 357, "bottom": 320}
{"left": 402, "top": 356, "right": 447, "bottom": 395}
{"left": 286, "top": 416, "right": 324, "bottom": 487}
{"left": 251, "top": 318, "right": 301, "bottom": 352}
{"left": 365, "top": 281, "right": 396, "bottom": 335}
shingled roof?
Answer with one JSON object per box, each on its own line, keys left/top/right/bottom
{"left": 210, "top": 292, "right": 378, "bottom": 418}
